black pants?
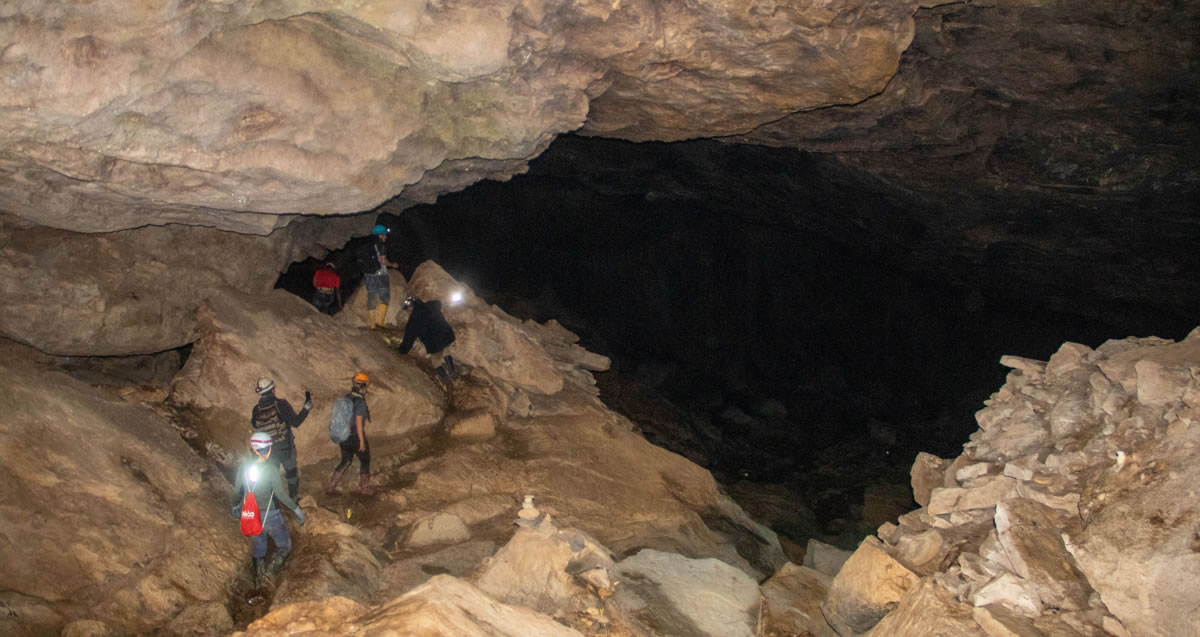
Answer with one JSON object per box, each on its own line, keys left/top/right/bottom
{"left": 335, "top": 437, "right": 370, "bottom": 475}
{"left": 270, "top": 443, "right": 300, "bottom": 499}
{"left": 313, "top": 291, "right": 336, "bottom": 315}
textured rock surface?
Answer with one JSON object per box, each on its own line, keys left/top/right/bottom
{"left": 609, "top": 549, "right": 762, "bottom": 637}
{"left": 0, "top": 0, "right": 926, "bottom": 232}
{"left": 761, "top": 562, "right": 837, "bottom": 637}
{"left": 169, "top": 288, "right": 445, "bottom": 465}
{"left": 0, "top": 342, "right": 242, "bottom": 636}
{"left": 821, "top": 536, "right": 919, "bottom": 635}
{"left": 237, "top": 576, "right": 585, "bottom": 636}
{"left": 0, "top": 212, "right": 368, "bottom": 355}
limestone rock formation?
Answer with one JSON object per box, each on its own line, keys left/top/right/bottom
{"left": 0, "top": 212, "right": 369, "bottom": 356}
{"left": 0, "top": 341, "right": 242, "bottom": 636}
{"left": 401, "top": 260, "right": 568, "bottom": 394}
{"left": 236, "top": 576, "right": 585, "bottom": 637}
{"left": 608, "top": 549, "right": 763, "bottom": 637}
{"left": 169, "top": 288, "right": 445, "bottom": 465}
{"left": 0, "top": 0, "right": 929, "bottom": 232}
{"left": 806, "top": 329, "right": 1200, "bottom": 636}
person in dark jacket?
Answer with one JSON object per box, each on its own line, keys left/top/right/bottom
{"left": 326, "top": 372, "right": 374, "bottom": 496}
{"left": 250, "top": 377, "right": 312, "bottom": 499}
{"left": 359, "top": 225, "right": 396, "bottom": 328}
{"left": 395, "top": 295, "right": 458, "bottom": 386}
{"left": 232, "top": 432, "right": 306, "bottom": 586}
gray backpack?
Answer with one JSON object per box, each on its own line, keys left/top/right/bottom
{"left": 329, "top": 395, "right": 354, "bottom": 444}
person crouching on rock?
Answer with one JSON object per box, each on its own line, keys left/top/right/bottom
{"left": 232, "top": 432, "right": 306, "bottom": 587}
{"left": 395, "top": 295, "right": 459, "bottom": 386}
{"left": 311, "top": 262, "right": 342, "bottom": 315}
{"left": 326, "top": 372, "right": 374, "bottom": 496}
{"left": 250, "top": 377, "right": 311, "bottom": 500}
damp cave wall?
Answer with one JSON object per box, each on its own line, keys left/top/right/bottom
{"left": 362, "top": 137, "right": 1197, "bottom": 460}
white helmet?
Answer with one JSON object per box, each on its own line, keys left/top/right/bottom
{"left": 250, "top": 431, "right": 274, "bottom": 451}
{"left": 255, "top": 377, "right": 275, "bottom": 394}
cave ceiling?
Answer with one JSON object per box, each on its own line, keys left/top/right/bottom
{"left": 1, "top": 0, "right": 1198, "bottom": 354}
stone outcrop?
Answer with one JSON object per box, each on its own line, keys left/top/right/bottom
{"left": 804, "top": 330, "right": 1200, "bottom": 636}
{"left": 609, "top": 549, "right": 763, "bottom": 637}
{"left": 236, "top": 576, "right": 585, "bottom": 637}
{"left": 0, "top": 341, "right": 242, "bottom": 636}
{"left": 0, "top": 212, "right": 369, "bottom": 356}
{"left": 169, "top": 288, "right": 445, "bottom": 465}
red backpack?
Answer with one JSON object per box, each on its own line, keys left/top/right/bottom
{"left": 239, "top": 466, "right": 273, "bottom": 536}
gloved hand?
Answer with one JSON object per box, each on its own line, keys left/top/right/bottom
{"left": 231, "top": 505, "right": 241, "bottom": 519}
{"left": 303, "top": 390, "right": 313, "bottom": 411}
{"left": 296, "top": 509, "right": 306, "bottom": 527}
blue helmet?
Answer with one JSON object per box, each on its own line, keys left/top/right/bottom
{"left": 372, "top": 224, "right": 390, "bottom": 235}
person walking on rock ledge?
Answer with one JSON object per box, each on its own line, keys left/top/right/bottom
{"left": 394, "top": 295, "right": 459, "bottom": 387}
{"left": 232, "top": 432, "right": 306, "bottom": 587}
{"left": 326, "top": 372, "right": 374, "bottom": 496}
{"left": 250, "top": 377, "right": 311, "bottom": 500}
{"left": 358, "top": 224, "right": 396, "bottom": 329}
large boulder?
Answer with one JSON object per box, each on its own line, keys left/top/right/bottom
{"left": 0, "top": 342, "right": 242, "bottom": 636}
{"left": 608, "top": 549, "right": 763, "bottom": 637}
{"left": 821, "top": 536, "right": 920, "bottom": 635}
{"left": 170, "top": 288, "right": 444, "bottom": 467}
{"left": 761, "top": 563, "right": 838, "bottom": 637}
{"left": 237, "top": 576, "right": 584, "bottom": 637}
{"left": 401, "top": 261, "right": 567, "bottom": 394}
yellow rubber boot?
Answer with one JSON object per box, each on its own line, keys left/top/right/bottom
{"left": 367, "top": 305, "right": 379, "bottom": 329}
{"left": 376, "top": 303, "right": 389, "bottom": 328}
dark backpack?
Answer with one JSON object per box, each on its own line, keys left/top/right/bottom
{"left": 357, "top": 242, "right": 382, "bottom": 274}
{"left": 329, "top": 395, "right": 355, "bottom": 444}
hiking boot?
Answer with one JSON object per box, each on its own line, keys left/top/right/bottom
{"left": 356, "top": 473, "right": 374, "bottom": 496}
{"left": 252, "top": 557, "right": 265, "bottom": 588}
{"left": 265, "top": 550, "right": 289, "bottom": 578}
{"left": 325, "top": 468, "right": 346, "bottom": 495}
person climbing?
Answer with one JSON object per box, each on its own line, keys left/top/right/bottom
{"left": 359, "top": 224, "right": 396, "bottom": 329}
{"left": 394, "top": 295, "right": 459, "bottom": 387}
{"left": 326, "top": 372, "right": 374, "bottom": 496}
{"left": 311, "top": 262, "right": 342, "bottom": 315}
{"left": 232, "top": 432, "right": 306, "bottom": 587}
{"left": 250, "top": 377, "right": 312, "bottom": 500}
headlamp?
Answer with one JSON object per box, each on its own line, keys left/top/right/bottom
{"left": 247, "top": 465, "right": 261, "bottom": 484}
{"left": 450, "top": 290, "right": 464, "bottom": 305}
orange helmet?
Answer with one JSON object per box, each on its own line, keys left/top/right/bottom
{"left": 353, "top": 372, "right": 369, "bottom": 385}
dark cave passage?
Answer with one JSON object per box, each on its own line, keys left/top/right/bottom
{"left": 277, "top": 135, "right": 1197, "bottom": 546}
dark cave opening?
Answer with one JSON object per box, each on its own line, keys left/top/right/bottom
{"left": 277, "top": 135, "right": 1197, "bottom": 546}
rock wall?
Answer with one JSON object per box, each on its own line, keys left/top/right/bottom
{"left": 0, "top": 341, "right": 243, "bottom": 636}
{"left": 0, "top": 212, "right": 370, "bottom": 356}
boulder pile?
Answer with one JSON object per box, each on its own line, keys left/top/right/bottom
{"left": 814, "top": 330, "right": 1200, "bottom": 636}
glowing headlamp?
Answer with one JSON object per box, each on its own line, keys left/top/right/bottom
{"left": 247, "top": 465, "right": 261, "bottom": 484}
{"left": 450, "top": 290, "right": 464, "bottom": 305}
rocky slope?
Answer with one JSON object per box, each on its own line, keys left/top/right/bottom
{"left": 0, "top": 262, "right": 787, "bottom": 635}
{"left": 5, "top": 257, "right": 1200, "bottom": 635}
